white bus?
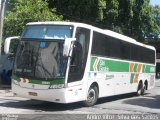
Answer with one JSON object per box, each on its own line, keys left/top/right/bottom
{"left": 4, "top": 22, "right": 156, "bottom": 106}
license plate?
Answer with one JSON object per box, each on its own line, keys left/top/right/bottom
{"left": 28, "top": 92, "right": 37, "bottom": 96}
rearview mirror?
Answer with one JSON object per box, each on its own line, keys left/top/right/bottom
{"left": 63, "top": 38, "right": 76, "bottom": 57}
{"left": 4, "top": 36, "right": 20, "bottom": 54}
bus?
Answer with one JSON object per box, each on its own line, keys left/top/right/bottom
{"left": 4, "top": 22, "right": 156, "bottom": 106}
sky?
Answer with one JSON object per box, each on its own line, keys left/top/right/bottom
{"left": 150, "top": 0, "right": 160, "bottom": 6}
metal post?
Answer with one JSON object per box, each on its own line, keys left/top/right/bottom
{"left": 0, "top": 0, "right": 1, "bottom": 12}
{"left": 0, "top": 0, "right": 6, "bottom": 55}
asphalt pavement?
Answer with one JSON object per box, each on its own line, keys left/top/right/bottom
{"left": 0, "top": 80, "right": 159, "bottom": 120}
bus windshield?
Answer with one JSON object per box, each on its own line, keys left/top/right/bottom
{"left": 13, "top": 24, "right": 74, "bottom": 80}
{"left": 14, "top": 41, "right": 67, "bottom": 80}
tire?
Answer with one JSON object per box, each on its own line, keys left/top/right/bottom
{"left": 142, "top": 83, "right": 147, "bottom": 95}
{"left": 137, "top": 82, "right": 144, "bottom": 96}
{"left": 83, "top": 86, "right": 98, "bottom": 107}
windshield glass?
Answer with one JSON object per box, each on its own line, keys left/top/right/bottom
{"left": 14, "top": 41, "right": 67, "bottom": 80}
{"left": 21, "top": 25, "right": 73, "bottom": 40}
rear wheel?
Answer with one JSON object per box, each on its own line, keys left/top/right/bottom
{"left": 83, "top": 86, "right": 98, "bottom": 107}
{"left": 137, "top": 82, "right": 144, "bottom": 96}
{"left": 142, "top": 83, "right": 147, "bottom": 95}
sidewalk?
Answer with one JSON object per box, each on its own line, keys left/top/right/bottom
{"left": 0, "top": 85, "right": 13, "bottom": 97}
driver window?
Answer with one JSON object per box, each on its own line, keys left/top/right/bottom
{"left": 79, "top": 33, "right": 86, "bottom": 62}
{"left": 68, "top": 27, "right": 90, "bottom": 82}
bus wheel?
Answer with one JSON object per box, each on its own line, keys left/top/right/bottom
{"left": 137, "top": 82, "right": 144, "bottom": 96}
{"left": 83, "top": 86, "right": 98, "bottom": 107}
{"left": 142, "top": 82, "right": 147, "bottom": 95}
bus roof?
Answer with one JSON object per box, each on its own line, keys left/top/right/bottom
{"left": 26, "top": 21, "right": 156, "bottom": 51}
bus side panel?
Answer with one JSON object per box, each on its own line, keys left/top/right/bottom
{"left": 87, "top": 72, "right": 115, "bottom": 98}
{"left": 65, "top": 82, "right": 87, "bottom": 103}
{"left": 89, "top": 56, "right": 156, "bottom": 98}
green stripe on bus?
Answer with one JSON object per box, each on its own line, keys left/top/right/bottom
{"left": 130, "top": 73, "right": 135, "bottom": 84}
{"left": 90, "top": 56, "right": 155, "bottom": 73}
{"left": 90, "top": 57, "right": 129, "bottom": 72}
{"left": 106, "top": 59, "right": 129, "bottom": 72}
{"left": 144, "top": 65, "right": 153, "bottom": 73}
{"left": 90, "top": 57, "right": 96, "bottom": 71}
{"left": 133, "top": 64, "right": 138, "bottom": 72}
{"left": 142, "top": 65, "right": 146, "bottom": 73}
{"left": 12, "top": 74, "right": 65, "bottom": 85}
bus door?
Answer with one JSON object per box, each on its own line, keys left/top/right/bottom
{"left": 67, "top": 27, "right": 90, "bottom": 84}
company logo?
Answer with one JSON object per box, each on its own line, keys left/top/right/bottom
{"left": 98, "top": 59, "right": 109, "bottom": 72}
{"left": 105, "top": 75, "right": 114, "bottom": 80}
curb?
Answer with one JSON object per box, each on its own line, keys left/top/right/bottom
{"left": 0, "top": 89, "right": 13, "bottom": 97}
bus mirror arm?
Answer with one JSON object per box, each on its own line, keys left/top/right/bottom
{"left": 4, "top": 36, "right": 20, "bottom": 54}
{"left": 63, "top": 38, "right": 76, "bottom": 57}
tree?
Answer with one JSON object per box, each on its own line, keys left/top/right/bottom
{"left": 48, "top": 0, "right": 106, "bottom": 27}
{"left": 150, "top": 5, "right": 160, "bottom": 39}
{"left": 117, "top": 0, "right": 135, "bottom": 35}
{"left": 104, "top": 0, "right": 156, "bottom": 42}
{"left": 131, "top": 0, "right": 154, "bottom": 42}
{"left": 5, "top": 0, "right": 159, "bottom": 43}
{"left": 104, "top": 0, "right": 119, "bottom": 30}
{"left": 4, "top": 0, "right": 63, "bottom": 37}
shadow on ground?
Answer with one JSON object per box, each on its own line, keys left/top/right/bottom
{"left": 0, "top": 93, "right": 138, "bottom": 112}
{"left": 0, "top": 98, "right": 83, "bottom": 111}
{"left": 123, "top": 95, "right": 160, "bottom": 109}
{"left": 97, "top": 93, "right": 137, "bottom": 105}
{"left": 0, "top": 92, "right": 159, "bottom": 111}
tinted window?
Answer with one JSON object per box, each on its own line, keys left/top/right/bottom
{"left": 109, "top": 37, "right": 121, "bottom": 58}
{"left": 130, "top": 44, "right": 155, "bottom": 64}
{"left": 121, "top": 41, "right": 130, "bottom": 60}
{"left": 91, "top": 32, "right": 109, "bottom": 56}
{"left": 91, "top": 31, "right": 155, "bottom": 64}
{"left": 92, "top": 31, "right": 129, "bottom": 59}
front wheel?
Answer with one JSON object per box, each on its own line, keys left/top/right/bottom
{"left": 83, "top": 86, "right": 98, "bottom": 107}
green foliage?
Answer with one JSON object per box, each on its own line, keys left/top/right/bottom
{"left": 104, "top": 0, "right": 160, "bottom": 42}
{"left": 131, "top": 0, "right": 154, "bottom": 41}
{"left": 104, "top": 0, "right": 119, "bottom": 30}
{"left": 151, "top": 5, "right": 160, "bottom": 38}
{"left": 48, "top": 0, "right": 106, "bottom": 25}
{"left": 4, "top": 0, "right": 160, "bottom": 43}
{"left": 4, "top": 0, "right": 63, "bottom": 37}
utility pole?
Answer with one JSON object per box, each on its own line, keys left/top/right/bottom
{"left": 0, "top": 0, "right": 6, "bottom": 55}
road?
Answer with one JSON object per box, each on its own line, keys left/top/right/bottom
{"left": 0, "top": 80, "right": 160, "bottom": 120}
